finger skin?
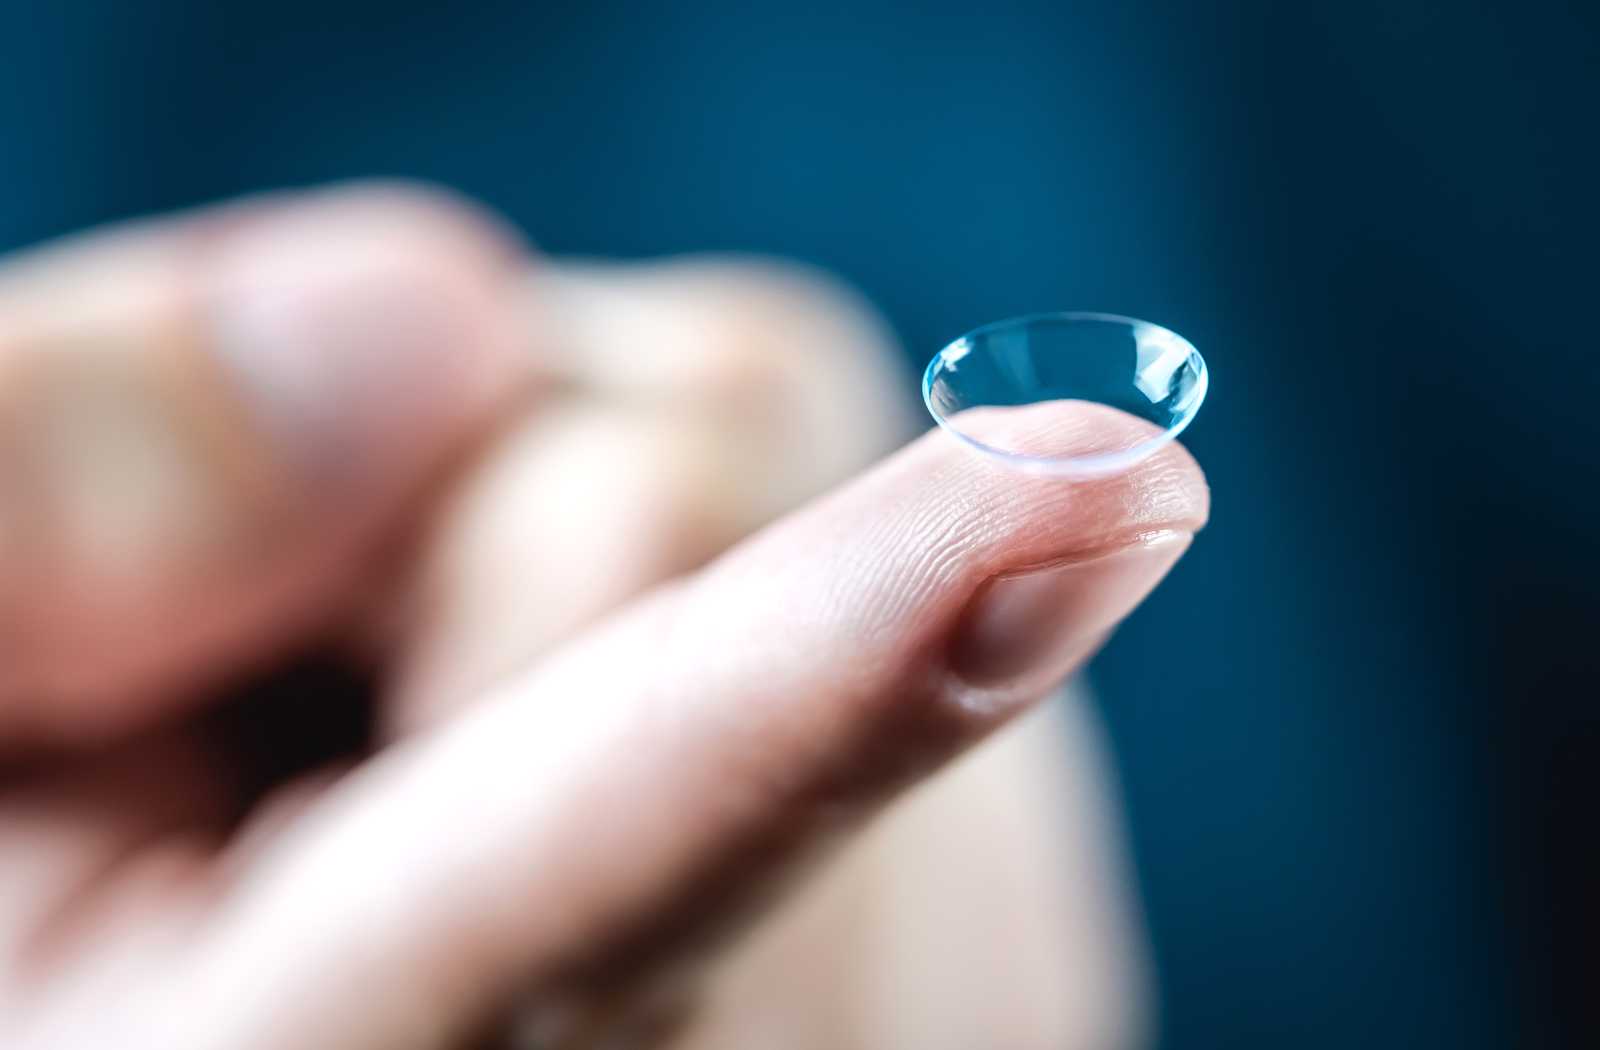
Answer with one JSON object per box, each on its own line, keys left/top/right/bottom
{"left": 529, "top": 257, "right": 916, "bottom": 523}
{"left": 674, "top": 697, "right": 1153, "bottom": 1050}
{"left": 188, "top": 402, "right": 1208, "bottom": 1050}
{"left": 390, "top": 257, "right": 915, "bottom": 734}
{"left": 387, "top": 403, "right": 777, "bottom": 733}
{"left": 0, "top": 183, "right": 529, "bottom": 746}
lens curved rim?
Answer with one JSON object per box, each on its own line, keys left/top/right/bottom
{"left": 921, "top": 311, "right": 1209, "bottom": 477}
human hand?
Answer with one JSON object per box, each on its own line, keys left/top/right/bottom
{"left": 0, "top": 184, "right": 1207, "bottom": 1050}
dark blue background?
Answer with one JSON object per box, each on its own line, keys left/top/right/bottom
{"left": 4, "top": 2, "right": 1596, "bottom": 1046}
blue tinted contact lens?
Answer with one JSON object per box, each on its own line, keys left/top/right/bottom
{"left": 922, "top": 312, "right": 1208, "bottom": 477}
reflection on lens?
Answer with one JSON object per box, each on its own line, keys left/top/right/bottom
{"left": 922, "top": 312, "right": 1208, "bottom": 477}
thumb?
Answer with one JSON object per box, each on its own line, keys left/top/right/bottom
{"left": 0, "top": 183, "right": 531, "bottom": 745}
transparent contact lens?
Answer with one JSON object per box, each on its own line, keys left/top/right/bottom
{"left": 922, "top": 312, "right": 1208, "bottom": 477}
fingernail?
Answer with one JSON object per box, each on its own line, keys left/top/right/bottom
{"left": 202, "top": 198, "right": 516, "bottom": 496}
{"left": 950, "top": 534, "right": 1191, "bottom": 690}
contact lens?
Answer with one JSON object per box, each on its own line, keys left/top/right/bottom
{"left": 922, "top": 312, "right": 1207, "bottom": 477}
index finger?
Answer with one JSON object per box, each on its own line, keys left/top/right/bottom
{"left": 190, "top": 402, "right": 1208, "bottom": 1050}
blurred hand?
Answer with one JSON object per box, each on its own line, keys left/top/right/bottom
{"left": 0, "top": 185, "right": 1207, "bottom": 1050}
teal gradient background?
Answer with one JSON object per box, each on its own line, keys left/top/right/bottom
{"left": 3, "top": 2, "right": 1595, "bottom": 1046}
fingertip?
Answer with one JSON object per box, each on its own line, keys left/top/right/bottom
{"left": 202, "top": 183, "right": 533, "bottom": 500}
{"left": 911, "top": 399, "right": 1210, "bottom": 544}
{"left": 690, "top": 398, "right": 1208, "bottom": 748}
{"left": 767, "top": 398, "right": 1209, "bottom": 622}
{"left": 0, "top": 185, "right": 540, "bottom": 742}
